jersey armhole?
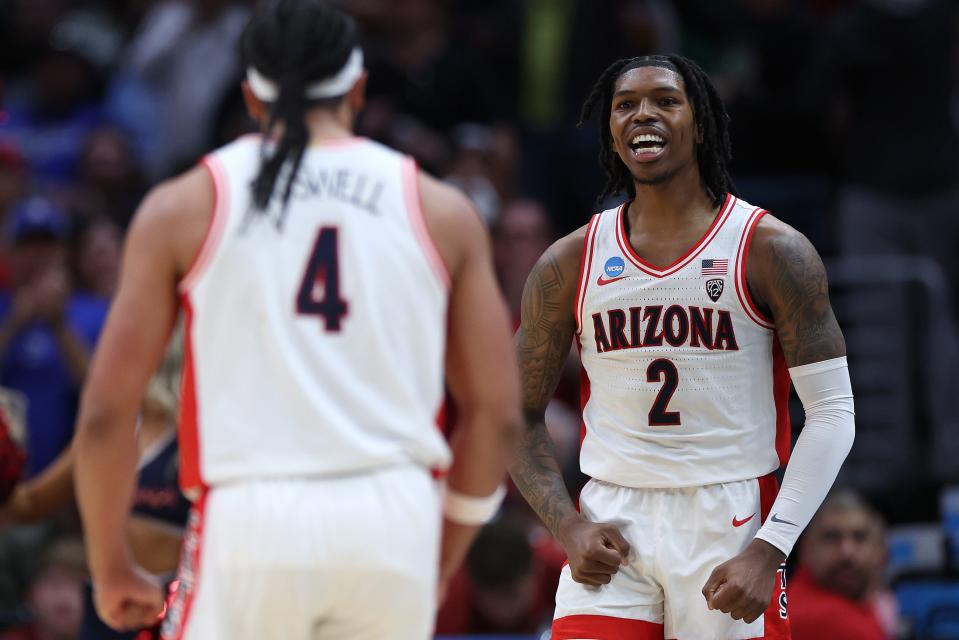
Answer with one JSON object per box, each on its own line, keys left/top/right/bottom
{"left": 734, "top": 208, "right": 775, "bottom": 329}
{"left": 574, "top": 214, "right": 600, "bottom": 335}
{"left": 178, "top": 156, "right": 230, "bottom": 294}
{"left": 401, "top": 157, "right": 452, "bottom": 291}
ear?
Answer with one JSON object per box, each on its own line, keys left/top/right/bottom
{"left": 241, "top": 81, "right": 269, "bottom": 123}
{"left": 346, "top": 70, "right": 368, "bottom": 114}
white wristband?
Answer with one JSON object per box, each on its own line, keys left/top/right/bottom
{"left": 443, "top": 485, "right": 506, "bottom": 525}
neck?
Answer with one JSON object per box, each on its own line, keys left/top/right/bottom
{"left": 628, "top": 165, "right": 716, "bottom": 230}
{"left": 304, "top": 105, "right": 356, "bottom": 145}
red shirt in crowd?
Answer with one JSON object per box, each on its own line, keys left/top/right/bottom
{"left": 788, "top": 568, "right": 889, "bottom": 640}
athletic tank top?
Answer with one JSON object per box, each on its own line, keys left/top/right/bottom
{"left": 575, "top": 194, "right": 791, "bottom": 489}
{"left": 177, "top": 135, "right": 452, "bottom": 497}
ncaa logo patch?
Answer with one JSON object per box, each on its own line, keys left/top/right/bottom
{"left": 706, "top": 278, "right": 724, "bottom": 302}
{"left": 604, "top": 257, "right": 625, "bottom": 278}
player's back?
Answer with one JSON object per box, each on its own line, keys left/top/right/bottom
{"left": 178, "top": 135, "right": 451, "bottom": 496}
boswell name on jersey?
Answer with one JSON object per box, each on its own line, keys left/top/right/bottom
{"left": 591, "top": 304, "right": 739, "bottom": 354}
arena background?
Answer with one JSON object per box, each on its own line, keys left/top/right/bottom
{"left": 0, "top": 0, "right": 958, "bottom": 638}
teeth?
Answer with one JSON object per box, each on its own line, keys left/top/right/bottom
{"left": 631, "top": 134, "right": 664, "bottom": 145}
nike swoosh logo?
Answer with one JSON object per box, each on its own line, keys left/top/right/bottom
{"left": 596, "top": 275, "right": 627, "bottom": 286}
{"left": 770, "top": 513, "right": 798, "bottom": 526}
{"left": 732, "top": 514, "right": 755, "bottom": 528}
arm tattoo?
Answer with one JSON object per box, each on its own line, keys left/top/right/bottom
{"left": 766, "top": 233, "right": 846, "bottom": 366}
{"left": 509, "top": 251, "right": 580, "bottom": 539}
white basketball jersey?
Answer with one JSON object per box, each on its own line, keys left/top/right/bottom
{"left": 177, "top": 135, "right": 452, "bottom": 497}
{"left": 575, "top": 195, "right": 791, "bottom": 489}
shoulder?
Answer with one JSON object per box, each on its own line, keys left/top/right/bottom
{"left": 415, "top": 169, "right": 488, "bottom": 278}
{"left": 538, "top": 223, "right": 590, "bottom": 281}
{"left": 747, "top": 212, "right": 828, "bottom": 295}
{"left": 128, "top": 164, "right": 214, "bottom": 280}
{"left": 135, "top": 165, "right": 213, "bottom": 231}
{"left": 751, "top": 213, "right": 816, "bottom": 259}
{"left": 522, "top": 222, "right": 591, "bottom": 310}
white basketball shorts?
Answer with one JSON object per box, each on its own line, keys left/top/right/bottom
{"left": 552, "top": 475, "right": 790, "bottom": 640}
{"left": 160, "top": 465, "right": 441, "bottom": 640}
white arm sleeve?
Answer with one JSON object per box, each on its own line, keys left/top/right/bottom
{"left": 755, "top": 356, "right": 855, "bottom": 556}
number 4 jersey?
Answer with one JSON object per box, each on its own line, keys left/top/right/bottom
{"left": 575, "top": 195, "right": 791, "bottom": 489}
{"left": 177, "top": 135, "right": 452, "bottom": 498}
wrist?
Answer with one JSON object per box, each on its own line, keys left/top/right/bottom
{"left": 555, "top": 511, "right": 587, "bottom": 546}
{"left": 749, "top": 537, "right": 787, "bottom": 566}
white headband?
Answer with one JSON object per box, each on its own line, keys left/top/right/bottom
{"left": 246, "top": 47, "right": 364, "bottom": 102}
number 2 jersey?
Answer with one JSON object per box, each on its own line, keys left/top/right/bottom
{"left": 177, "top": 135, "right": 452, "bottom": 498}
{"left": 575, "top": 194, "right": 791, "bottom": 489}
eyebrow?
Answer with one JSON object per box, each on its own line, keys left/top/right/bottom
{"left": 613, "top": 86, "right": 683, "bottom": 98}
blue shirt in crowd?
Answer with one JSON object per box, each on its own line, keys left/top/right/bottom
{"left": 0, "top": 293, "right": 108, "bottom": 476}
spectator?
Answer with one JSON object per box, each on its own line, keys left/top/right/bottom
{"left": 0, "top": 536, "right": 86, "bottom": 640}
{"left": 70, "top": 217, "right": 121, "bottom": 301}
{"left": 444, "top": 124, "right": 503, "bottom": 226}
{"left": 0, "top": 198, "right": 107, "bottom": 477}
{"left": 492, "top": 199, "right": 555, "bottom": 325}
{"left": 68, "top": 127, "right": 146, "bottom": 227}
{"left": 435, "top": 518, "right": 564, "bottom": 634}
{"left": 0, "top": 146, "right": 30, "bottom": 291}
{"left": 0, "top": 10, "right": 121, "bottom": 196}
{"left": 123, "top": 0, "right": 250, "bottom": 172}
{"left": 790, "top": 490, "right": 897, "bottom": 640}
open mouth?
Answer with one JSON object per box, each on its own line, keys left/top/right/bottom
{"left": 627, "top": 133, "right": 667, "bottom": 161}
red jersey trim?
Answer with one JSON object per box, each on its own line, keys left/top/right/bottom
{"left": 161, "top": 492, "right": 208, "bottom": 640}
{"left": 574, "top": 214, "right": 600, "bottom": 335}
{"left": 179, "top": 156, "right": 230, "bottom": 293}
{"left": 553, "top": 614, "right": 664, "bottom": 639}
{"left": 615, "top": 193, "right": 735, "bottom": 278}
{"left": 735, "top": 208, "right": 776, "bottom": 329}
{"left": 176, "top": 294, "right": 204, "bottom": 499}
{"left": 402, "top": 158, "right": 452, "bottom": 290}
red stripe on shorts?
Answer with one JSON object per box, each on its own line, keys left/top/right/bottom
{"left": 553, "top": 614, "right": 664, "bottom": 639}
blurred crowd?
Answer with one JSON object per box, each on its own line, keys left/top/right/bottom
{"left": 0, "top": 0, "right": 958, "bottom": 638}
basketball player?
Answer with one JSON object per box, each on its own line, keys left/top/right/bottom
{"left": 73, "top": 2, "right": 520, "bottom": 639}
{"left": 510, "top": 55, "right": 855, "bottom": 639}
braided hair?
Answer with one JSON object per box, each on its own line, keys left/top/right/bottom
{"left": 240, "top": 0, "right": 358, "bottom": 223}
{"left": 578, "top": 55, "right": 734, "bottom": 206}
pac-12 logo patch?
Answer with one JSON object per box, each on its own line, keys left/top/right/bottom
{"left": 604, "top": 257, "right": 625, "bottom": 278}
{"left": 706, "top": 278, "right": 724, "bottom": 302}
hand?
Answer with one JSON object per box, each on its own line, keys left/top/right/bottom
{"left": 93, "top": 565, "right": 166, "bottom": 631}
{"left": 702, "top": 539, "right": 785, "bottom": 623}
{"left": 33, "top": 267, "right": 69, "bottom": 327}
{"left": 558, "top": 515, "right": 631, "bottom": 586}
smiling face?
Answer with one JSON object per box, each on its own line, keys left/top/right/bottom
{"left": 608, "top": 65, "right": 700, "bottom": 187}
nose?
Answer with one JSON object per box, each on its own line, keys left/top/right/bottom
{"left": 633, "top": 98, "right": 658, "bottom": 123}
{"left": 838, "top": 535, "right": 860, "bottom": 559}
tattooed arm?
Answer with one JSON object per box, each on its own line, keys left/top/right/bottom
{"left": 748, "top": 215, "right": 846, "bottom": 366}
{"left": 703, "top": 216, "right": 853, "bottom": 623}
{"left": 511, "top": 228, "right": 630, "bottom": 586}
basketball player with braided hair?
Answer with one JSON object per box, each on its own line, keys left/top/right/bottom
{"left": 510, "top": 55, "right": 855, "bottom": 639}
{"left": 73, "top": 2, "right": 519, "bottom": 638}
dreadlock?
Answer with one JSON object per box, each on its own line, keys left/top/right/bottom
{"left": 241, "top": 0, "right": 358, "bottom": 226}
{"left": 578, "top": 55, "right": 735, "bottom": 206}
